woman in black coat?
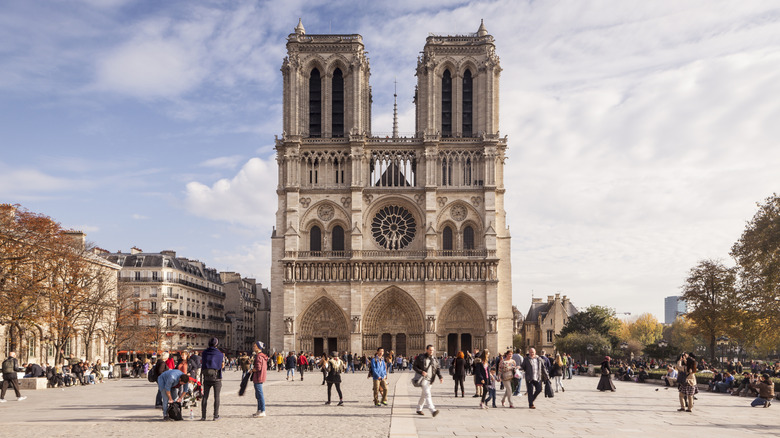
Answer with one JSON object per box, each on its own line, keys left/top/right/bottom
{"left": 597, "top": 356, "right": 616, "bottom": 392}
{"left": 453, "top": 351, "right": 466, "bottom": 397}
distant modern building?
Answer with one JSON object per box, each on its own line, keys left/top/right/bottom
{"left": 221, "top": 272, "right": 271, "bottom": 354}
{"left": 664, "top": 296, "right": 687, "bottom": 324}
{"left": 522, "top": 294, "right": 577, "bottom": 352}
{"left": 102, "top": 249, "right": 227, "bottom": 354}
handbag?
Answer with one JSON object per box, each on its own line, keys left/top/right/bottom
{"left": 514, "top": 369, "right": 522, "bottom": 380}
{"left": 411, "top": 372, "right": 423, "bottom": 387}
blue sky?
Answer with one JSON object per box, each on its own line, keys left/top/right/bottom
{"left": 2, "top": 0, "right": 779, "bottom": 321}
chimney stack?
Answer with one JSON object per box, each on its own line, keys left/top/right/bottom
{"left": 130, "top": 246, "right": 143, "bottom": 254}
{"left": 547, "top": 295, "right": 554, "bottom": 304}
{"left": 64, "top": 230, "right": 86, "bottom": 250}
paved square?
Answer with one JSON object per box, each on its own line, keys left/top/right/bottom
{"left": 0, "top": 370, "right": 775, "bottom": 437}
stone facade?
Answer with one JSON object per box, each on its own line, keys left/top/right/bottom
{"left": 221, "top": 272, "right": 270, "bottom": 354}
{"left": 102, "top": 249, "right": 227, "bottom": 352}
{"left": 271, "top": 20, "right": 512, "bottom": 356}
{"left": 522, "top": 293, "right": 577, "bottom": 352}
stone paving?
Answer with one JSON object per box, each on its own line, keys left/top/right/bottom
{"left": 1, "top": 369, "right": 776, "bottom": 437}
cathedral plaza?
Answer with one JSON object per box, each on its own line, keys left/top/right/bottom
{"left": 1, "top": 371, "right": 771, "bottom": 438}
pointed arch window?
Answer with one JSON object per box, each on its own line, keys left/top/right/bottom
{"left": 441, "top": 69, "right": 452, "bottom": 137}
{"left": 310, "top": 225, "right": 322, "bottom": 253}
{"left": 309, "top": 68, "right": 322, "bottom": 138}
{"left": 443, "top": 226, "right": 453, "bottom": 251}
{"left": 332, "top": 225, "right": 345, "bottom": 252}
{"left": 463, "top": 226, "right": 475, "bottom": 250}
{"left": 332, "top": 68, "right": 344, "bottom": 138}
{"left": 462, "top": 69, "right": 473, "bottom": 137}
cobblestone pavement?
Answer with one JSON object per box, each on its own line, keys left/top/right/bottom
{"left": 1, "top": 370, "right": 776, "bottom": 437}
{"left": 392, "top": 374, "right": 777, "bottom": 437}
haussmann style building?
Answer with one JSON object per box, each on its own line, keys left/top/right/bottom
{"left": 270, "top": 20, "right": 512, "bottom": 357}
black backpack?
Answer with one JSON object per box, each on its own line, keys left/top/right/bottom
{"left": 167, "top": 401, "right": 183, "bottom": 421}
{"left": 2, "top": 358, "right": 15, "bottom": 374}
{"left": 147, "top": 365, "right": 158, "bottom": 383}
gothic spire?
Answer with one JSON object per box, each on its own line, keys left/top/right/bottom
{"left": 295, "top": 18, "right": 305, "bottom": 35}
{"left": 477, "top": 19, "right": 488, "bottom": 37}
{"left": 392, "top": 77, "right": 399, "bottom": 138}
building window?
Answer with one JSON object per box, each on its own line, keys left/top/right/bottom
{"left": 547, "top": 330, "right": 554, "bottom": 343}
{"left": 332, "top": 68, "right": 344, "bottom": 137}
{"left": 463, "top": 226, "right": 475, "bottom": 250}
{"left": 442, "top": 226, "right": 453, "bottom": 251}
{"left": 462, "top": 69, "right": 473, "bottom": 137}
{"left": 441, "top": 69, "right": 452, "bottom": 137}
{"left": 134, "top": 271, "right": 140, "bottom": 280}
{"left": 151, "top": 301, "right": 157, "bottom": 312}
{"left": 310, "top": 226, "right": 322, "bottom": 252}
{"left": 152, "top": 271, "right": 159, "bottom": 281}
{"left": 441, "top": 156, "right": 452, "bottom": 186}
{"left": 309, "top": 68, "right": 321, "bottom": 137}
{"left": 332, "top": 225, "right": 345, "bottom": 251}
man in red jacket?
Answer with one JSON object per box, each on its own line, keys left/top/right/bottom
{"left": 298, "top": 352, "right": 308, "bottom": 381}
{"left": 251, "top": 341, "right": 268, "bottom": 417}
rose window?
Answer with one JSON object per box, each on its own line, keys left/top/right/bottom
{"left": 371, "top": 205, "right": 416, "bottom": 250}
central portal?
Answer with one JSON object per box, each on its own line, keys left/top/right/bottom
{"left": 362, "top": 287, "right": 425, "bottom": 355}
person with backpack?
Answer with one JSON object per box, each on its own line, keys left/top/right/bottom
{"left": 157, "top": 368, "right": 191, "bottom": 421}
{"left": 325, "top": 351, "right": 346, "bottom": 406}
{"left": 200, "top": 337, "right": 224, "bottom": 421}
{"left": 368, "top": 347, "right": 388, "bottom": 406}
{"left": 1, "top": 352, "right": 26, "bottom": 402}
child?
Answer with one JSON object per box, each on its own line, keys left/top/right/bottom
{"left": 484, "top": 367, "right": 497, "bottom": 408}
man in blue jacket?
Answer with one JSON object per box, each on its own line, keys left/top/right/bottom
{"left": 157, "top": 368, "right": 191, "bottom": 420}
{"left": 368, "top": 347, "right": 388, "bottom": 406}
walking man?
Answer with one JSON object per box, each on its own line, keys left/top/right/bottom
{"left": 369, "top": 347, "right": 388, "bottom": 406}
{"left": 200, "top": 337, "right": 224, "bottom": 421}
{"left": 413, "top": 344, "right": 443, "bottom": 416}
{"left": 1, "top": 352, "right": 26, "bottom": 402}
{"left": 521, "top": 348, "right": 545, "bottom": 409}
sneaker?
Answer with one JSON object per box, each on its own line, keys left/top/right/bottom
{"left": 381, "top": 401, "right": 388, "bottom": 406}
{"left": 479, "top": 402, "right": 484, "bottom": 409}
{"left": 416, "top": 411, "right": 424, "bottom": 415}
{"left": 0, "top": 399, "right": 6, "bottom": 403}
{"left": 432, "top": 410, "right": 440, "bottom": 417}
{"left": 17, "top": 396, "right": 26, "bottom": 401}
{"left": 325, "top": 401, "right": 331, "bottom": 405}
{"left": 764, "top": 401, "right": 770, "bottom": 408}
{"left": 213, "top": 415, "right": 220, "bottom": 421}
{"left": 337, "top": 401, "right": 344, "bottom": 406}
{"left": 200, "top": 417, "right": 207, "bottom": 421}
{"left": 375, "top": 403, "right": 381, "bottom": 406}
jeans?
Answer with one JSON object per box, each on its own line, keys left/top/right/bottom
{"left": 299, "top": 366, "right": 304, "bottom": 380}
{"left": 158, "top": 382, "right": 171, "bottom": 418}
{"left": 553, "top": 376, "right": 564, "bottom": 391}
{"left": 155, "top": 389, "right": 162, "bottom": 407}
{"left": 454, "top": 376, "right": 464, "bottom": 396}
{"left": 526, "top": 380, "right": 542, "bottom": 407}
{"left": 484, "top": 387, "right": 496, "bottom": 407}
{"left": 202, "top": 380, "right": 222, "bottom": 418}
{"left": 513, "top": 377, "right": 523, "bottom": 396}
{"left": 417, "top": 379, "right": 436, "bottom": 413}
{"left": 751, "top": 397, "right": 770, "bottom": 407}
{"left": 287, "top": 368, "right": 295, "bottom": 379}
{"left": 254, "top": 382, "right": 265, "bottom": 412}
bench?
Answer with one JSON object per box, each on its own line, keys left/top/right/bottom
{"left": 18, "top": 377, "right": 48, "bottom": 390}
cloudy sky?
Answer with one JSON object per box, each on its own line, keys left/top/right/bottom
{"left": 2, "top": 0, "right": 779, "bottom": 321}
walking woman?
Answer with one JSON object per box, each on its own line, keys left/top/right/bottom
{"left": 676, "top": 353, "right": 697, "bottom": 412}
{"left": 596, "top": 356, "right": 616, "bottom": 392}
{"left": 474, "top": 350, "right": 491, "bottom": 409}
{"left": 319, "top": 354, "right": 329, "bottom": 385}
{"left": 285, "top": 351, "right": 296, "bottom": 381}
{"left": 453, "top": 351, "right": 466, "bottom": 397}
{"left": 325, "top": 351, "right": 346, "bottom": 406}
{"left": 551, "top": 354, "right": 565, "bottom": 392}
{"left": 498, "top": 350, "right": 517, "bottom": 408}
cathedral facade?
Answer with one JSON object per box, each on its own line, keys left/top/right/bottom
{"left": 270, "top": 20, "right": 512, "bottom": 356}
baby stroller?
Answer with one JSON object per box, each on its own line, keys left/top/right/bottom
{"left": 181, "top": 377, "right": 203, "bottom": 410}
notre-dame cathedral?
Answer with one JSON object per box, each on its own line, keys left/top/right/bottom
{"left": 270, "top": 19, "right": 512, "bottom": 356}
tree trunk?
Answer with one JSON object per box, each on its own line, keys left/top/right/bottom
{"left": 709, "top": 335, "right": 716, "bottom": 364}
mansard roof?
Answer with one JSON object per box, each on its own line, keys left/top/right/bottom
{"left": 525, "top": 299, "right": 578, "bottom": 323}
{"left": 102, "top": 252, "right": 222, "bottom": 284}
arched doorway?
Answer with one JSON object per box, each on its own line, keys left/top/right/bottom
{"left": 437, "top": 292, "right": 486, "bottom": 356}
{"left": 363, "top": 287, "right": 425, "bottom": 355}
{"left": 298, "top": 296, "right": 349, "bottom": 356}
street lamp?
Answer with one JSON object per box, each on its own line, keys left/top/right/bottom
{"left": 620, "top": 341, "right": 628, "bottom": 358}
{"left": 716, "top": 335, "right": 729, "bottom": 366}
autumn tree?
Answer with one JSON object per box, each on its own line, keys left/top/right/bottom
{"left": 0, "top": 205, "right": 62, "bottom": 354}
{"left": 626, "top": 313, "right": 663, "bottom": 346}
{"left": 78, "top": 268, "right": 117, "bottom": 361}
{"left": 663, "top": 316, "right": 701, "bottom": 355}
{"left": 681, "top": 259, "right": 738, "bottom": 364}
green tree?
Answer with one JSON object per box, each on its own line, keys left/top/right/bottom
{"left": 559, "top": 305, "right": 622, "bottom": 347}
{"left": 731, "top": 194, "right": 780, "bottom": 335}
{"left": 554, "top": 331, "right": 612, "bottom": 363}
{"left": 681, "top": 259, "right": 738, "bottom": 364}
{"left": 663, "top": 316, "right": 701, "bottom": 355}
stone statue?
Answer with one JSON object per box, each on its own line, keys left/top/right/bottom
{"left": 284, "top": 317, "right": 294, "bottom": 334}
{"left": 426, "top": 316, "right": 436, "bottom": 332}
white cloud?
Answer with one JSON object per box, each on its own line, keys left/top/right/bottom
{"left": 210, "top": 240, "right": 273, "bottom": 288}
{"left": 0, "top": 165, "right": 93, "bottom": 198}
{"left": 132, "top": 214, "right": 148, "bottom": 220}
{"left": 199, "top": 155, "right": 244, "bottom": 170}
{"left": 184, "top": 157, "right": 278, "bottom": 230}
